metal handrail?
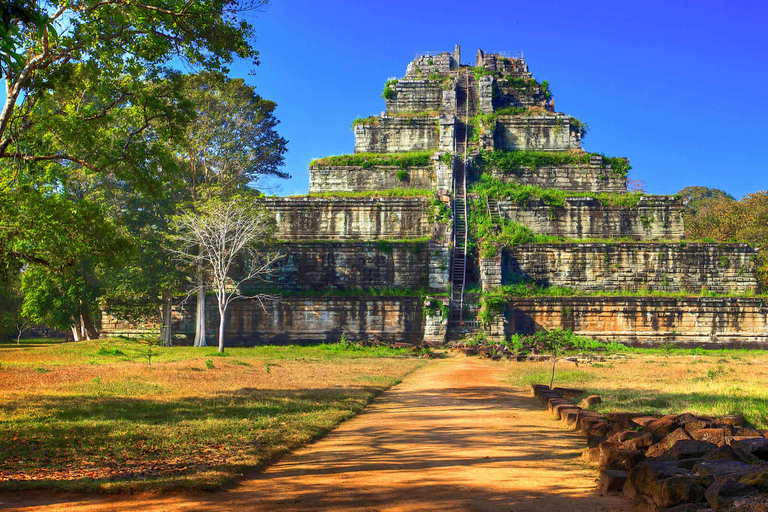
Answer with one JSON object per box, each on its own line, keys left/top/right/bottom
{"left": 458, "top": 71, "right": 470, "bottom": 323}
{"left": 490, "top": 51, "right": 524, "bottom": 59}
{"left": 415, "top": 51, "right": 449, "bottom": 57}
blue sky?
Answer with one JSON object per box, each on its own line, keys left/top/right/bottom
{"left": 241, "top": 0, "right": 768, "bottom": 199}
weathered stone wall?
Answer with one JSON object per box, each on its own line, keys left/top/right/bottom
{"left": 102, "top": 297, "right": 424, "bottom": 344}
{"left": 429, "top": 241, "right": 451, "bottom": 292}
{"left": 491, "top": 162, "right": 628, "bottom": 193}
{"left": 100, "top": 314, "right": 159, "bottom": 338}
{"left": 508, "top": 297, "right": 768, "bottom": 348}
{"left": 434, "top": 154, "right": 452, "bottom": 191}
{"left": 423, "top": 296, "right": 449, "bottom": 344}
{"left": 493, "top": 84, "right": 548, "bottom": 109}
{"left": 262, "top": 197, "right": 432, "bottom": 240}
{"left": 308, "top": 165, "right": 433, "bottom": 193}
{"left": 494, "top": 115, "right": 581, "bottom": 151}
{"left": 385, "top": 80, "right": 443, "bottom": 114}
{"left": 480, "top": 256, "right": 502, "bottom": 291}
{"left": 476, "top": 53, "right": 532, "bottom": 78}
{"left": 354, "top": 117, "right": 440, "bottom": 154}
{"left": 405, "top": 53, "right": 455, "bottom": 77}
{"left": 442, "top": 87, "right": 457, "bottom": 112}
{"left": 266, "top": 242, "right": 430, "bottom": 290}
{"left": 505, "top": 243, "right": 758, "bottom": 294}
{"left": 478, "top": 76, "right": 494, "bottom": 114}
{"left": 498, "top": 197, "right": 685, "bottom": 240}
{"left": 438, "top": 116, "right": 456, "bottom": 153}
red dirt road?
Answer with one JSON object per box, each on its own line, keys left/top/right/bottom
{"left": 1, "top": 357, "right": 630, "bottom": 511}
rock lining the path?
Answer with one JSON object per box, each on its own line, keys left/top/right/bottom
{"left": 530, "top": 384, "right": 768, "bottom": 512}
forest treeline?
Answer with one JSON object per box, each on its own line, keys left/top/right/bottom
{"left": 0, "top": 1, "right": 289, "bottom": 345}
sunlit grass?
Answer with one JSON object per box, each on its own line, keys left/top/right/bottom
{"left": 0, "top": 339, "right": 423, "bottom": 492}
{"left": 509, "top": 348, "right": 768, "bottom": 428}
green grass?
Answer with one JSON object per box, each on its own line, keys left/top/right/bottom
{"left": 351, "top": 116, "right": 379, "bottom": 127}
{"left": 468, "top": 195, "right": 560, "bottom": 249}
{"left": 491, "top": 281, "right": 766, "bottom": 299}
{"left": 470, "top": 174, "right": 647, "bottom": 207}
{"left": 0, "top": 338, "right": 425, "bottom": 368}
{"left": 509, "top": 348, "right": 768, "bottom": 428}
{"left": 0, "top": 340, "right": 423, "bottom": 492}
{"left": 239, "top": 286, "right": 430, "bottom": 299}
{"left": 0, "top": 337, "right": 67, "bottom": 346}
{"left": 477, "top": 149, "right": 632, "bottom": 177}
{"left": 310, "top": 151, "right": 434, "bottom": 169}
{"left": 274, "top": 236, "right": 433, "bottom": 245}
{"left": 388, "top": 110, "right": 439, "bottom": 118}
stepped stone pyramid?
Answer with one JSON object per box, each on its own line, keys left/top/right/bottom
{"left": 103, "top": 46, "right": 767, "bottom": 347}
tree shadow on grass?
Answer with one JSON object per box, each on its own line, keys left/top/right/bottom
{"left": 0, "top": 381, "right": 634, "bottom": 511}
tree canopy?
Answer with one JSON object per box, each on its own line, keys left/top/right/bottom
{"left": 685, "top": 190, "right": 768, "bottom": 289}
{"left": 0, "top": 0, "right": 289, "bottom": 339}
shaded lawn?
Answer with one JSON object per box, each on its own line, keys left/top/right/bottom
{"left": 0, "top": 340, "right": 423, "bottom": 493}
{"left": 509, "top": 348, "right": 768, "bottom": 428}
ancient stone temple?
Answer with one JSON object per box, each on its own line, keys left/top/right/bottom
{"left": 103, "top": 46, "right": 767, "bottom": 347}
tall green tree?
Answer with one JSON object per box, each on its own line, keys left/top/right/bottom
{"left": 686, "top": 191, "right": 768, "bottom": 290}
{"left": 0, "top": 0, "right": 272, "bottom": 338}
{"left": 172, "top": 73, "right": 288, "bottom": 347}
{"left": 677, "top": 186, "right": 733, "bottom": 215}
{"left": 0, "top": 0, "right": 265, "bottom": 167}
{"left": 177, "top": 72, "right": 289, "bottom": 200}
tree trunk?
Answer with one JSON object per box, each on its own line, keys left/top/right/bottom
{"left": 217, "top": 304, "right": 226, "bottom": 353}
{"left": 549, "top": 351, "right": 557, "bottom": 389}
{"left": 160, "top": 289, "right": 173, "bottom": 346}
{"left": 81, "top": 310, "right": 99, "bottom": 340}
{"left": 194, "top": 271, "right": 206, "bottom": 347}
{"left": 71, "top": 325, "right": 82, "bottom": 341}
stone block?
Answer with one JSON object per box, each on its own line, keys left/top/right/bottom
{"left": 648, "top": 416, "right": 683, "bottom": 439}
{"left": 599, "top": 469, "right": 628, "bottom": 493}
{"left": 598, "top": 441, "right": 645, "bottom": 471}
{"left": 701, "top": 444, "right": 759, "bottom": 465}
{"left": 704, "top": 479, "right": 758, "bottom": 511}
{"left": 693, "top": 460, "right": 758, "bottom": 481}
{"left": 579, "top": 395, "right": 602, "bottom": 408}
{"left": 729, "top": 438, "right": 768, "bottom": 460}
{"left": 693, "top": 429, "right": 730, "bottom": 447}
{"left": 626, "top": 460, "right": 706, "bottom": 510}
{"left": 647, "top": 429, "right": 693, "bottom": 458}
{"left": 666, "top": 440, "right": 718, "bottom": 460}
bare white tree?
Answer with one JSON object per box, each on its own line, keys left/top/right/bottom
{"left": 172, "top": 198, "right": 281, "bottom": 352}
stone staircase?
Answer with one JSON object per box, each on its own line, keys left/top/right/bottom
{"left": 451, "top": 160, "right": 467, "bottom": 323}
{"left": 449, "top": 70, "right": 477, "bottom": 327}
{"left": 486, "top": 197, "right": 501, "bottom": 223}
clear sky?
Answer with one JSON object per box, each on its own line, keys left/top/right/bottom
{"left": 241, "top": 0, "right": 768, "bottom": 199}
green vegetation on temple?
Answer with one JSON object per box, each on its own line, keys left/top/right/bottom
{"left": 467, "top": 191, "right": 735, "bottom": 255}
{"left": 477, "top": 150, "right": 632, "bottom": 176}
{"left": 381, "top": 78, "right": 398, "bottom": 100}
{"left": 274, "top": 237, "right": 433, "bottom": 245}
{"left": 304, "top": 188, "right": 433, "bottom": 199}
{"left": 240, "top": 286, "right": 431, "bottom": 298}
{"left": 481, "top": 281, "right": 766, "bottom": 300}
{"left": 310, "top": 151, "right": 434, "bottom": 169}
{"left": 467, "top": 196, "right": 558, "bottom": 250}
{"left": 469, "top": 175, "right": 655, "bottom": 207}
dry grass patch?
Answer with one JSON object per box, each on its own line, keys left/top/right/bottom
{"left": 0, "top": 339, "right": 423, "bottom": 493}
{"left": 510, "top": 349, "right": 768, "bottom": 428}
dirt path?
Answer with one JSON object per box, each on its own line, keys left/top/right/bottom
{"left": 1, "top": 357, "right": 630, "bottom": 512}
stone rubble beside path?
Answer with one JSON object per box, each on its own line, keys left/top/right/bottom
{"left": 0, "top": 357, "right": 630, "bottom": 512}
{"left": 534, "top": 385, "right": 768, "bottom": 511}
